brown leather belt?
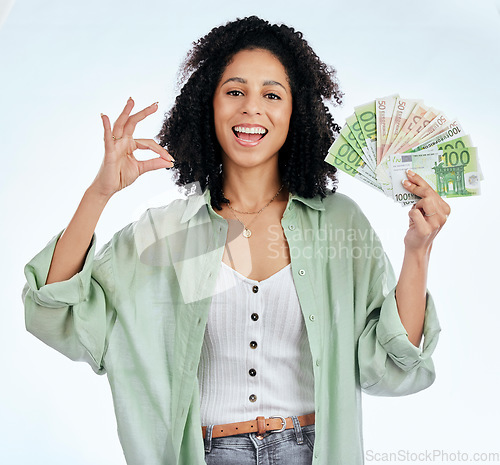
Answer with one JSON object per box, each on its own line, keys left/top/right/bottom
{"left": 202, "top": 413, "right": 315, "bottom": 439}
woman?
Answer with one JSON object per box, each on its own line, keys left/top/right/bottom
{"left": 23, "top": 16, "right": 449, "bottom": 465}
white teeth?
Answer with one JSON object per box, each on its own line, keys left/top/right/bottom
{"left": 234, "top": 126, "right": 267, "bottom": 135}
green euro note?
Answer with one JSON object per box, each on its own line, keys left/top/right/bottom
{"left": 390, "top": 147, "right": 480, "bottom": 203}
{"left": 328, "top": 133, "right": 377, "bottom": 183}
{"left": 324, "top": 152, "right": 383, "bottom": 192}
{"left": 340, "top": 124, "right": 365, "bottom": 159}
{"left": 437, "top": 147, "right": 480, "bottom": 197}
{"left": 345, "top": 113, "right": 376, "bottom": 171}
{"left": 434, "top": 134, "right": 483, "bottom": 182}
{"left": 435, "top": 135, "right": 473, "bottom": 154}
{"left": 354, "top": 100, "right": 377, "bottom": 165}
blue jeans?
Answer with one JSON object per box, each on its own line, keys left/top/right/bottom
{"left": 204, "top": 416, "right": 315, "bottom": 465}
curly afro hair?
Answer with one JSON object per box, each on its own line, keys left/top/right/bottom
{"left": 157, "top": 16, "right": 343, "bottom": 210}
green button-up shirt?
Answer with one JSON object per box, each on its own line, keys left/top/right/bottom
{"left": 23, "top": 187, "right": 440, "bottom": 465}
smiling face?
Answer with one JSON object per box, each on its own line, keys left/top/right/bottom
{"left": 213, "top": 48, "right": 293, "bottom": 170}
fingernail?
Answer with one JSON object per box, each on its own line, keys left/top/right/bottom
{"left": 128, "top": 97, "right": 133, "bottom": 101}
{"left": 100, "top": 112, "right": 104, "bottom": 117}
{"left": 406, "top": 169, "right": 415, "bottom": 176}
{"left": 402, "top": 180, "right": 411, "bottom": 187}
{"left": 152, "top": 102, "right": 159, "bottom": 107}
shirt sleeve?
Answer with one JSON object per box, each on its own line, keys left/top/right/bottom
{"left": 349, "top": 201, "right": 441, "bottom": 397}
{"left": 22, "top": 231, "right": 116, "bottom": 374}
{"left": 358, "top": 270, "right": 441, "bottom": 396}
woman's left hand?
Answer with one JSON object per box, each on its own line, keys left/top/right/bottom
{"left": 401, "top": 169, "right": 451, "bottom": 254}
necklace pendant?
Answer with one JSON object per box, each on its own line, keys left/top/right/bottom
{"left": 242, "top": 228, "right": 252, "bottom": 238}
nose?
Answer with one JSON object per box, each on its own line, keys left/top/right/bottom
{"left": 241, "top": 93, "right": 262, "bottom": 115}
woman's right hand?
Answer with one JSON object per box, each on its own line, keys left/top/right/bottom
{"left": 90, "top": 97, "right": 175, "bottom": 199}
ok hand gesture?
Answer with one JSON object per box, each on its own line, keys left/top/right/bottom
{"left": 92, "top": 98, "right": 175, "bottom": 199}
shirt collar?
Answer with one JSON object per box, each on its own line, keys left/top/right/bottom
{"left": 180, "top": 186, "right": 325, "bottom": 224}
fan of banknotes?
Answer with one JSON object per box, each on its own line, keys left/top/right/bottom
{"left": 324, "top": 95, "right": 482, "bottom": 205}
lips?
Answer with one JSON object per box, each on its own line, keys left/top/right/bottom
{"left": 232, "top": 125, "right": 268, "bottom": 144}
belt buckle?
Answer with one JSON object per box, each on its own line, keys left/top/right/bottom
{"left": 269, "top": 415, "right": 286, "bottom": 433}
{"left": 255, "top": 415, "right": 286, "bottom": 440}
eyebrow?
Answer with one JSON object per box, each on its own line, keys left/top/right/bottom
{"left": 220, "top": 77, "right": 288, "bottom": 92}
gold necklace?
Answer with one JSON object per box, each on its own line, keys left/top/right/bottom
{"left": 224, "top": 184, "right": 284, "bottom": 238}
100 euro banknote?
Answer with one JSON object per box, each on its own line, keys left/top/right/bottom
{"left": 390, "top": 147, "right": 480, "bottom": 205}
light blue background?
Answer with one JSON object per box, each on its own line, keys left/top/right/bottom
{"left": 1, "top": 0, "right": 498, "bottom": 463}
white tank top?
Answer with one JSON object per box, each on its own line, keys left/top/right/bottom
{"left": 198, "top": 261, "right": 315, "bottom": 426}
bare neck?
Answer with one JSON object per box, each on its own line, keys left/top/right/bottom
{"left": 221, "top": 168, "right": 288, "bottom": 211}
